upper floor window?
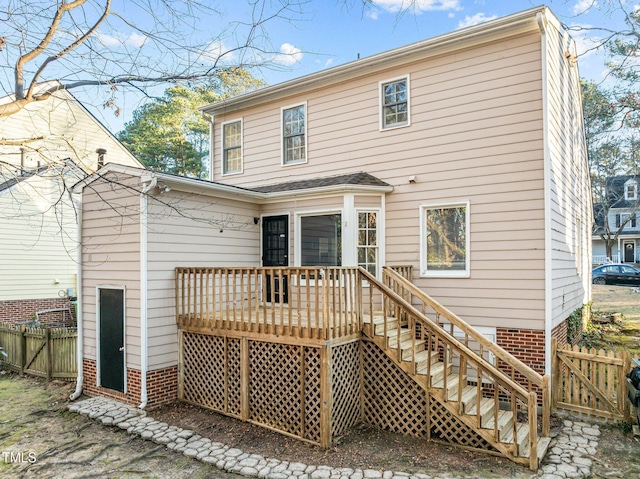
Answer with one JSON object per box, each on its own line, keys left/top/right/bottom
{"left": 222, "top": 120, "right": 242, "bottom": 175}
{"left": 420, "top": 202, "right": 470, "bottom": 277}
{"left": 380, "top": 76, "right": 410, "bottom": 130}
{"left": 625, "top": 179, "right": 638, "bottom": 201}
{"left": 282, "top": 103, "right": 306, "bottom": 165}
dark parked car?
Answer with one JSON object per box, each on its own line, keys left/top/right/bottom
{"left": 592, "top": 263, "right": 640, "bottom": 285}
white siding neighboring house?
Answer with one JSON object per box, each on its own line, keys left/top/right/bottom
{"left": 74, "top": 6, "right": 590, "bottom": 410}
{"left": 593, "top": 175, "right": 640, "bottom": 264}
{"left": 0, "top": 88, "right": 142, "bottom": 325}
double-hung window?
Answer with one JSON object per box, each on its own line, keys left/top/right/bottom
{"left": 380, "top": 76, "right": 410, "bottom": 130}
{"left": 420, "top": 202, "right": 469, "bottom": 277}
{"left": 625, "top": 179, "right": 638, "bottom": 201}
{"left": 282, "top": 103, "right": 306, "bottom": 165}
{"left": 222, "top": 120, "right": 242, "bottom": 175}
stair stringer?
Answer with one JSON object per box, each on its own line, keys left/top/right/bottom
{"left": 363, "top": 332, "right": 531, "bottom": 467}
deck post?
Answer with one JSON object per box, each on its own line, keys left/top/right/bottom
{"left": 551, "top": 338, "right": 558, "bottom": 412}
{"left": 320, "top": 345, "right": 333, "bottom": 448}
{"left": 542, "top": 374, "right": 550, "bottom": 436}
{"left": 177, "top": 329, "right": 184, "bottom": 400}
{"left": 241, "top": 336, "right": 250, "bottom": 421}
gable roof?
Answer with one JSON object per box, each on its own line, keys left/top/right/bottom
{"left": 0, "top": 86, "right": 143, "bottom": 172}
{"left": 605, "top": 175, "right": 640, "bottom": 209}
{"left": 201, "top": 6, "right": 555, "bottom": 117}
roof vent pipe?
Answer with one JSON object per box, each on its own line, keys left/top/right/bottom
{"left": 96, "top": 148, "right": 107, "bottom": 169}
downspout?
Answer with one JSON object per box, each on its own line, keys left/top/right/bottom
{"left": 138, "top": 175, "right": 157, "bottom": 409}
{"left": 537, "top": 11, "right": 553, "bottom": 376}
{"left": 70, "top": 194, "right": 84, "bottom": 400}
{"left": 202, "top": 112, "right": 214, "bottom": 179}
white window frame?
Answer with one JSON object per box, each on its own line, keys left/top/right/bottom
{"left": 420, "top": 201, "right": 470, "bottom": 278}
{"left": 281, "top": 102, "right": 308, "bottom": 166}
{"left": 625, "top": 179, "right": 638, "bottom": 201}
{"left": 356, "top": 209, "right": 380, "bottom": 278}
{"left": 379, "top": 74, "right": 411, "bottom": 131}
{"left": 294, "top": 209, "right": 343, "bottom": 268}
{"left": 221, "top": 118, "right": 243, "bottom": 176}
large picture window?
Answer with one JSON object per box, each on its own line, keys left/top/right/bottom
{"left": 222, "top": 120, "right": 242, "bottom": 174}
{"left": 380, "top": 76, "right": 409, "bottom": 130}
{"left": 282, "top": 104, "right": 306, "bottom": 165}
{"left": 420, "top": 203, "right": 469, "bottom": 277}
{"left": 300, "top": 214, "right": 341, "bottom": 266}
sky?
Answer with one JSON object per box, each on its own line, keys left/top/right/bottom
{"left": 83, "top": 0, "right": 628, "bottom": 133}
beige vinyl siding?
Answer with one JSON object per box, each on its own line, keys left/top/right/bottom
{"left": 209, "top": 32, "right": 547, "bottom": 330}
{"left": 81, "top": 174, "right": 141, "bottom": 368}
{"left": 544, "top": 19, "right": 591, "bottom": 327}
{"left": 0, "top": 175, "right": 77, "bottom": 301}
{"left": 146, "top": 192, "right": 261, "bottom": 370}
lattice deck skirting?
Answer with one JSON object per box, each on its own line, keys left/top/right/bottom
{"left": 179, "top": 330, "right": 361, "bottom": 447}
{"left": 179, "top": 331, "right": 506, "bottom": 452}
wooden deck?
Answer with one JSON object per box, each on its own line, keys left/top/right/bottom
{"left": 175, "top": 265, "right": 551, "bottom": 470}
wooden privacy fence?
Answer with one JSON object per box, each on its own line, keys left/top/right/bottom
{"left": 0, "top": 324, "right": 77, "bottom": 380}
{"left": 552, "top": 338, "right": 635, "bottom": 422}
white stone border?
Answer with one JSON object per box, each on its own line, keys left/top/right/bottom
{"left": 69, "top": 397, "right": 599, "bottom": 479}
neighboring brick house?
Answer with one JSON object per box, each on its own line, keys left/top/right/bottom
{"left": 74, "top": 5, "right": 590, "bottom": 418}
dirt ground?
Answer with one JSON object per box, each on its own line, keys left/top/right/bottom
{"left": 0, "top": 373, "right": 236, "bottom": 478}
{"left": 590, "top": 284, "right": 640, "bottom": 354}
{"left": 3, "top": 374, "right": 640, "bottom": 479}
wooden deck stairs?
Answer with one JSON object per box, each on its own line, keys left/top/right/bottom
{"left": 361, "top": 267, "right": 552, "bottom": 470}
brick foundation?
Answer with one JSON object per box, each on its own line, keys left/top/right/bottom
{"left": 495, "top": 317, "right": 574, "bottom": 378}
{"left": 82, "top": 359, "right": 177, "bottom": 410}
{"left": 0, "top": 297, "right": 76, "bottom": 327}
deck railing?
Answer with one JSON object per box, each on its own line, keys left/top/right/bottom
{"left": 382, "top": 266, "right": 550, "bottom": 432}
{"left": 175, "top": 267, "right": 361, "bottom": 340}
{"left": 365, "top": 268, "right": 546, "bottom": 469}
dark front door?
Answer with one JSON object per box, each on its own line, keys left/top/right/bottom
{"left": 99, "top": 288, "right": 125, "bottom": 392}
{"left": 262, "top": 215, "right": 289, "bottom": 303}
{"left": 625, "top": 242, "right": 635, "bottom": 263}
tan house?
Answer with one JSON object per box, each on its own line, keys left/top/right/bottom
{"left": 0, "top": 88, "right": 142, "bottom": 324}
{"left": 74, "top": 6, "right": 590, "bottom": 469}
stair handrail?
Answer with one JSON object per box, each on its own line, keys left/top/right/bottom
{"left": 382, "top": 266, "right": 545, "bottom": 388}
{"left": 360, "top": 268, "right": 531, "bottom": 399}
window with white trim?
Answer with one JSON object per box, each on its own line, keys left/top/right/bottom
{"left": 282, "top": 104, "right": 306, "bottom": 165}
{"left": 222, "top": 120, "right": 242, "bottom": 175}
{"left": 357, "top": 211, "right": 378, "bottom": 275}
{"left": 380, "top": 76, "right": 409, "bottom": 130}
{"left": 300, "top": 214, "right": 341, "bottom": 266}
{"left": 420, "top": 202, "right": 469, "bottom": 277}
{"left": 625, "top": 179, "right": 638, "bottom": 201}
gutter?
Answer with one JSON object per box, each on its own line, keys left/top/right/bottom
{"left": 201, "top": 7, "right": 545, "bottom": 116}
{"left": 138, "top": 175, "right": 157, "bottom": 409}
{"left": 70, "top": 194, "right": 84, "bottom": 400}
{"left": 537, "top": 11, "right": 553, "bottom": 376}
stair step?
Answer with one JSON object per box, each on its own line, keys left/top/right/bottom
{"left": 500, "top": 422, "right": 530, "bottom": 457}
{"left": 387, "top": 337, "right": 425, "bottom": 355}
{"left": 365, "top": 317, "right": 401, "bottom": 336}
{"left": 463, "top": 397, "right": 495, "bottom": 427}
{"left": 381, "top": 328, "right": 413, "bottom": 343}
{"left": 420, "top": 361, "right": 452, "bottom": 384}
{"left": 411, "top": 349, "right": 440, "bottom": 374}
{"left": 489, "top": 410, "right": 515, "bottom": 438}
